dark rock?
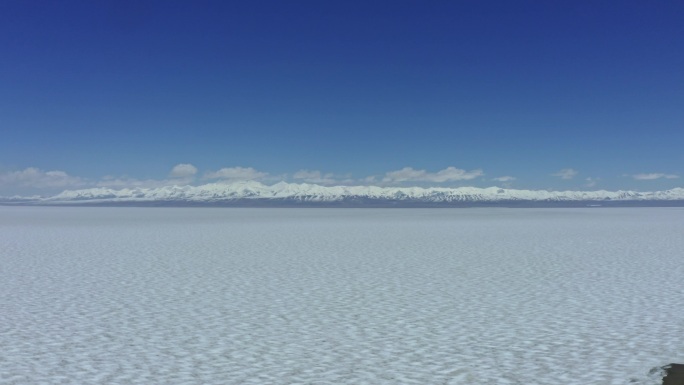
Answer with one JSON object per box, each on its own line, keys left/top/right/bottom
{"left": 662, "top": 364, "right": 684, "bottom": 385}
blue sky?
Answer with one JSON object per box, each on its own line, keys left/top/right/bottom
{"left": 1, "top": 1, "right": 683, "bottom": 195}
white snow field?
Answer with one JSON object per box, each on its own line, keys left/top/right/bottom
{"left": 1, "top": 207, "right": 683, "bottom": 385}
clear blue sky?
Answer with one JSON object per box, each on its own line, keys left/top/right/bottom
{"left": 1, "top": 1, "right": 683, "bottom": 195}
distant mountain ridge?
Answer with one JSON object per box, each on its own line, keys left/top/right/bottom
{"left": 3, "top": 181, "right": 684, "bottom": 206}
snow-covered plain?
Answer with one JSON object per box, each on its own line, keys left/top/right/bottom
{"left": 1, "top": 207, "right": 683, "bottom": 384}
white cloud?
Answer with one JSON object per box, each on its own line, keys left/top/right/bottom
{"left": 0, "top": 167, "right": 85, "bottom": 189}
{"left": 292, "top": 170, "right": 344, "bottom": 185}
{"left": 551, "top": 168, "right": 578, "bottom": 180}
{"left": 293, "top": 170, "right": 322, "bottom": 180}
{"left": 204, "top": 167, "right": 267, "bottom": 181}
{"left": 1, "top": 163, "right": 205, "bottom": 195}
{"left": 492, "top": 176, "right": 516, "bottom": 182}
{"left": 382, "top": 167, "right": 483, "bottom": 183}
{"left": 169, "top": 163, "right": 198, "bottom": 178}
{"left": 1, "top": 163, "right": 218, "bottom": 195}
{"left": 631, "top": 173, "right": 679, "bottom": 180}
{"left": 95, "top": 176, "right": 176, "bottom": 189}
{"left": 97, "top": 164, "right": 201, "bottom": 189}
{"left": 585, "top": 177, "right": 600, "bottom": 188}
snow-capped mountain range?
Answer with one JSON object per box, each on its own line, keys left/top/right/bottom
{"left": 2, "top": 181, "right": 684, "bottom": 206}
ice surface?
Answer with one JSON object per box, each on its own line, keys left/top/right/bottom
{"left": 1, "top": 207, "right": 683, "bottom": 384}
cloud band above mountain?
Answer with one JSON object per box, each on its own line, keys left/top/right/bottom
{"left": 1, "top": 164, "right": 682, "bottom": 196}
{"left": 382, "top": 167, "right": 484, "bottom": 183}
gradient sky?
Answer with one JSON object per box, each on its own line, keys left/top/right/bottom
{"left": 2, "top": 1, "right": 683, "bottom": 195}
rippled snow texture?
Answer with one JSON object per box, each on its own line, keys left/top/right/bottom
{"left": 1, "top": 207, "right": 683, "bottom": 384}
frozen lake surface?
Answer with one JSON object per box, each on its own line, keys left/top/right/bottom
{"left": 1, "top": 207, "right": 683, "bottom": 384}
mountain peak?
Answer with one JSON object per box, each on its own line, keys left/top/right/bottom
{"left": 3, "top": 181, "right": 684, "bottom": 206}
